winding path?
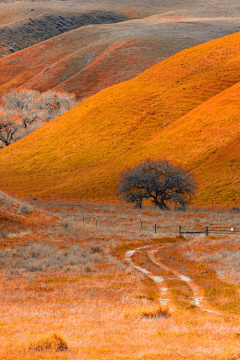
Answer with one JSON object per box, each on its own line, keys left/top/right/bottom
{"left": 125, "top": 243, "right": 222, "bottom": 315}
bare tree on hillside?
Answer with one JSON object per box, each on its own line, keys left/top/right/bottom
{"left": 0, "top": 112, "right": 20, "bottom": 147}
{"left": 0, "top": 89, "right": 77, "bottom": 148}
{"left": 2, "top": 89, "right": 39, "bottom": 111}
{"left": 2, "top": 89, "right": 42, "bottom": 128}
{"left": 37, "top": 90, "right": 77, "bottom": 121}
{"left": 118, "top": 159, "right": 195, "bottom": 210}
{"left": 2, "top": 89, "right": 77, "bottom": 123}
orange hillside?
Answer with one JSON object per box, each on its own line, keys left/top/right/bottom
{"left": 0, "top": 32, "right": 239, "bottom": 205}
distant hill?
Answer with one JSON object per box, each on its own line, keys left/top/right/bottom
{"left": 0, "top": 32, "right": 239, "bottom": 205}
{"left": 1, "top": 0, "right": 239, "bottom": 27}
{"left": 1, "top": 15, "right": 240, "bottom": 100}
{"left": 0, "top": 11, "right": 129, "bottom": 58}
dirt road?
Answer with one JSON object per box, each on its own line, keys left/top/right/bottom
{"left": 125, "top": 243, "right": 222, "bottom": 314}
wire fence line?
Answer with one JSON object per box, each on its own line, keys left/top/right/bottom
{"left": 38, "top": 205, "right": 240, "bottom": 237}
{"left": 179, "top": 225, "right": 240, "bottom": 237}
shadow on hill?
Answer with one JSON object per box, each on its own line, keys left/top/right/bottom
{"left": 0, "top": 11, "right": 129, "bottom": 57}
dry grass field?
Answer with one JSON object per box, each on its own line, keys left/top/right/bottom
{"left": 0, "top": 197, "right": 239, "bottom": 359}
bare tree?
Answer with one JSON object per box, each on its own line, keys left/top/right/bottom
{"left": 0, "top": 89, "right": 77, "bottom": 148}
{"left": 1, "top": 89, "right": 41, "bottom": 128}
{"left": 118, "top": 159, "right": 195, "bottom": 210}
{"left": 2, "top": 89, "right": 77, "bottom": 123}
{"left": 36, "top": 90, "right": 77, "bottom": 121}
{"left": 1, "top": 89, "right": 40, "bottom": 111}
{"left": 0, "top": 111, "right": 20, "bottom": 148}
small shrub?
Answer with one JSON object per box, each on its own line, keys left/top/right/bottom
{"left": 91, "top": 246, "right": 101, "bottom": 253}
{"left": 29, "top": 333, "right": 68, "bottom": 352}
{"left": 0, "top": 231, "right": 7, "bottom": 238}
{"left": 19, "top": 204, "right": 31, "bottom": 214}
{"left": 140, "top": 308, "right": 170, "bottom": 319}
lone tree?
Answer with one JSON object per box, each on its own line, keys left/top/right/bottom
{"left": 118, "top": 159, "right": 195, "bottom": 210}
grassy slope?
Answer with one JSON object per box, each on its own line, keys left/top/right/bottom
{"left": 0, "top": 32, "right": 239, "bottom": 205}
{"left": 0, "top": 190, "right": 55, "bottom": 236}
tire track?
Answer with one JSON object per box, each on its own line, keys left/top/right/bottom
{"left": 125, "top": 244, "right": 222, "bottom": 315}
{"left": 149, "top": 248, "right": 222, "bottom": 315}
{"left": 125, "top": 246, "right": 175, "bottom": 311}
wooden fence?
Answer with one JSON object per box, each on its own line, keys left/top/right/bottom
{"left": 179, "top": 225, "right": 240, "bottom": 237}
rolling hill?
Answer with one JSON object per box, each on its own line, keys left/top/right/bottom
{"left": 0, "top": 11, "right": 129, "bottom": 58}
{"left": 1, "top": 0, "right": 239, "bottom": 60}
{"left": 0, "top": 32, "right": 239, "bottom": 205}
{"left": 1, "top": 15, "right": 240, "bottom": 100}
{"left": 1, "top": 0, "right": 240, "bottom": 28}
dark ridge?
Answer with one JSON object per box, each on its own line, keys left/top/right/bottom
{"left": 0, "top": 11, "right": 129, "bottom": 57}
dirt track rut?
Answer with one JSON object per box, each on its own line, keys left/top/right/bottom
{"left": 125, "top": 243, "right": 222, "bottom": 315}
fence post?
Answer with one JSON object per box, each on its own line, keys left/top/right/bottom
{"left": 179, "top": 226, "right": 182, "bottom": 238}
{"left": 205, "top": 226, "right": 209, "bottom": 236}
{"left": 155, "top": 224, "right": 157, "bottom": 234}
{"left": 140, "top": 219, "right": 143, "bottom": 232}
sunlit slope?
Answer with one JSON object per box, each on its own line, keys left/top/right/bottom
{"left": 1, "top": 15, "right": 240, "bottom": 100}
{"left": 0, "top": 32, "right": 240, "bottom": 205}
{"left": 129, "top": 82, "right": 240, "bottom": 204}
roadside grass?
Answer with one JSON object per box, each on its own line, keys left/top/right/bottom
{"left": 155, "top": 240, "right": 240, "bottom": 315}
{"left": 184, "top": 237, "right": 240, "bottom": 285}
{"left": 0, "top": 241, "right": 115, "bottom": 275}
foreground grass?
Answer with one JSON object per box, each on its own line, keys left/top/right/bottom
{"left": 1, "top": 269, "right": 239, "bottom": 360}
{"left": 0, "top": 203, "right": 239, "bottom": 359}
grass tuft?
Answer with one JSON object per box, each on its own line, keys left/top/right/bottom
{"left": 140, "top": 308, "right": 170, "bottom": 319}
{"left": 28, "top": 333, "right": 68, "bottom": 352}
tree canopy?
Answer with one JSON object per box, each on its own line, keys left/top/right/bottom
{"left": 118, "top": 159, "right": 195, "bottom": 210}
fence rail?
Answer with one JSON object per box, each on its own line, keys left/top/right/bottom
{"left": 179, "top": 225, "right": 240, "bottom": 237}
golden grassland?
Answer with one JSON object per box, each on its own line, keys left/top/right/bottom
{"left": 0, "top": 197, "right": 240, "bottom": 359}
{"left": 0, "top": 32, "right": 239, "bottom": 205}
